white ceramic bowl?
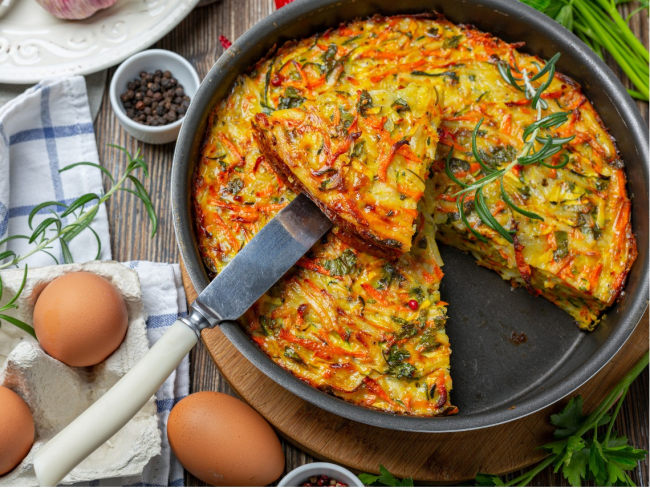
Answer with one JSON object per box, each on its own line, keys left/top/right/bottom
{"left": 109, "top": 49, "right": 200, "bottom": 145}
{"left": 278, "top": 462, "right": 365, "bottom": 487}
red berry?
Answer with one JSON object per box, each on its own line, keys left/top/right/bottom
{"left": 219, "top": 35, "right": 232, "bottom": 50}
{"left": 408, "top": 300, "right": 419, "bottom": 310}
{"left": 275, "top": 0, "right": 295, "bottom": 8}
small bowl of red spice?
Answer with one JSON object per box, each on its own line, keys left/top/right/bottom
{"left": 278, "top": 462, "right": 364, "bottom": 487}
{"left": 109, "top": 49, "right": 200, "bottom": 145}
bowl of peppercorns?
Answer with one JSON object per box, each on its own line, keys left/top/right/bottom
{"left": 109, "top": 49, "right": 200, "bottom": 144}
{"left": 278, "top": 462, "right": 364, "bottom": 487}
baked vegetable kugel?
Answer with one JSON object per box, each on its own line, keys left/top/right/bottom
{"left": 193, "top": 14, "right": 636, "bottom": 415}
{"left": 253, "top": 84, "right": 442, "bottom": 260}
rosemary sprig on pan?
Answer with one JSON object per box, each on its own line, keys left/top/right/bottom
{"left": 0, "top": 145, "right": 157, "bottom": 338}
{"left": 0, "top": 144, "right": 157, "bottom": 270}
{"left": 445, "top": 53, "right": 574, "bottom": 244}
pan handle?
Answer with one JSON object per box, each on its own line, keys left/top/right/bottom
{"left": 33, "top": 319, "right": 200, "bottom": 487}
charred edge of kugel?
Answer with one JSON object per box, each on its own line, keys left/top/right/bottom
{"left": 252, "top": 113, "right": 405, "bottom": 261}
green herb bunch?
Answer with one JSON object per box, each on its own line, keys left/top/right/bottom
{"left": 0, "top": 145, "right": 157, "bottom": 339}
{"left": 445, "top": 53, "right": 574, "bottom": 244}
{"left": 520, "top": 0, "right": 649, "bottom": 101}
{"left": 476, "top": 351, "right": 649, "bottom": 487}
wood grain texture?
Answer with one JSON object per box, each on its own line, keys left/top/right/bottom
{"left": 92, "top": 0, "right": 649, "bottom": 485}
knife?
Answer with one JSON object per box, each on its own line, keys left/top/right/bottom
{"left": 33, "top": 193, "right": 332, "bottom": 487}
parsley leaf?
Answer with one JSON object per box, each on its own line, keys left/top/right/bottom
{"left": 474, "top": 352, "right": 649, "bottom": 487}
{"left": 474, "top": 473, "right": 506, "bottom": 487}
{"left": 443, "top": 35, "right": 463, "bottom": 49}
{"left": 359, "top": 465, "right": 414, "bottom": 487}
{"left": 322, "top": 249, "right": 357, "bottom": 276}
{"left": 550, "top": 396, "right": 585, "bottom": 438}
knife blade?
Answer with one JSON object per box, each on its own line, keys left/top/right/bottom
{"left": 34, "top": 193, "right": 332, "bottom": 487}
{"left": 190, "top": 192, "right": 332, "bottom": 329}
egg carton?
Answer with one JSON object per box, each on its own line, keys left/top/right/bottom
{"left": 0, "top": 261, "right": 161, "bottom": 486}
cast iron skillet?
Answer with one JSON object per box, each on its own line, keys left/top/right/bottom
{"left": 172, "top": 0, "right": 649, "bottom": 432}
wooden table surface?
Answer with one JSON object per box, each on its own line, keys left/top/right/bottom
{"left": 93, "top": 0, "right": 649, "bottom": 485}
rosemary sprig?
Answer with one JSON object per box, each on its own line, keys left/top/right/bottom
{"left": 0, "top": 266, "right": 35, "bottom": 339}
{"left": 445, "top": 53, "right": 574, "bottom": 244}
{"left": 0, "top": 145, "right": 157, "bottom": 270}
{"left": 0, "top": 145, "right": 157, "bottom": 337}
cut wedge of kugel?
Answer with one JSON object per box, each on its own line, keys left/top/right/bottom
{"left": 253, "top": 83, "right": 442, "bottom": 260}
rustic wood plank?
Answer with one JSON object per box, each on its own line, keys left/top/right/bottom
{"left": 92, "top": 0, "right": 648, "bottom": 485}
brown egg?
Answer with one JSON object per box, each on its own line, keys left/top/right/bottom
{"left": 0, "top": 386, "right": 35, "bottom": 476}
{"left": 168, "top": 392, "right": 285, "bottom": 486}
{"left": 33, "top": 272, "right": 128, "bottom": 367}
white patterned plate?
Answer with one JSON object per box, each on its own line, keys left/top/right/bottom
{"left": 0, "top": 0, "right": 200, "bottom": 83}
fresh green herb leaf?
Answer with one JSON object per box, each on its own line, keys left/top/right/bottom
{"left": 359, "top": 465, "right": 414, "bottom": 487}
{"left": 277, "top": 87, "right": 306, "bottom": 109}
{"left": 386, "top": 344, "right": 410, "bottom": 365}
{"left": 0, "top": 146, "right": 157, "bottom": 339}
{"left": 357, "top": 89, "right": 373, "bottom": 116}
{"left": 520, "top": 0, "right": 551, "bottom": 11}
{"left": 284, "top": 347, "right": 304, "bottom": 364}
{"left": 475, "top": 352, "right": 649, "bottom": 487}
{"left": 478, "top": 145, "right": 518, "bottom": 168}
{"left": 474, "top": 473, "right": 506, "bottom": 487}
{"left": 323, "top": 249, "right": 357, "bottom": 276}
{"left": 518, "top": 0, "right": 648, "bottom": 101}
{"left": 259, "top": 316, "right": 277, "bottom": 336}
{"left": 377, "top": 262, "right": 403, "bottom": 289}
{"left": 391, "top": 98, "right": 411, "bottom": 113}
{"left": 352, "top": 140, "right": 366, "bottom": 158}
{"left": 443, "top": 35, "right": 463, "bottom": 49}
{"left": 553, "top": 231, "right": 569, "bottom": 261}
{"left": 416, "top": 329, "right": 440, "bottom": 352}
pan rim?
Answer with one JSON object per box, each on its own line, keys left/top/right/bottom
{"left": 172, "top": 0, "right": 649, "bottom": 432}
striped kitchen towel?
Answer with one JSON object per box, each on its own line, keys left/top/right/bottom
{"left": 0, "top": 76, "right": 111, "bottom": 266}
{"left": 0, "top": 77, "right": 188, "bottom": 487}
{"left": 94, "top": 261, "right": 189, "bottom": 488}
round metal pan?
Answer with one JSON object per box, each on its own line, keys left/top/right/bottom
{"left": 172, "top": 0, "right": 649, "bottom": 432}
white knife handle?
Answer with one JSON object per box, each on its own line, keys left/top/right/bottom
{"left": 34, "top": 320, "right": 199, "bottom": 487}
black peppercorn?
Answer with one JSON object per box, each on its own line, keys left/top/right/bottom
{"left": 119, "top": 69, "right": 191, "bottom": 126}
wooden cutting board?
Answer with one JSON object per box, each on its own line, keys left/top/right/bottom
{"left": 181, "top": 263, "right": 648, "bottom": 482}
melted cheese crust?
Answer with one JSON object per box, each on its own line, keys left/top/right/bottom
{"left": 194, "top": 14, "right": 635, "bottom": 415}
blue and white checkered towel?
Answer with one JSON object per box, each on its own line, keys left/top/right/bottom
{"left": 96, "top": 261, "right": 189, "bottom": 488}
{"left": 0, "top": 77, "right": 188, "bottom": 486}
{"left": 0, "top": 76, "right": 111, "bottom": 266}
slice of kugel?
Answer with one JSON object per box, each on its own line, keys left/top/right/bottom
{"left": 253, "top": 83, "right": 442, "bottom": 260}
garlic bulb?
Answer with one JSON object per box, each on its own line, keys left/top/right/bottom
{"left": 35, "top": 0, "right": 116, "bottom": 20}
